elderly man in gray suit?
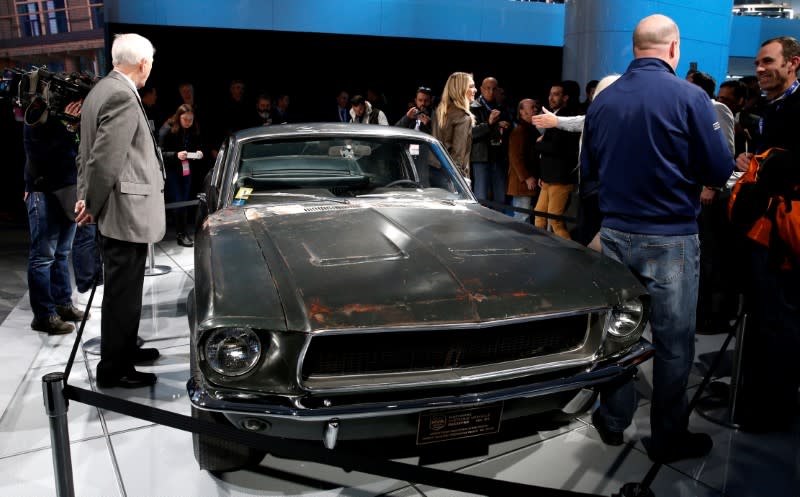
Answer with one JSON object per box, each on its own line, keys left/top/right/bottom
{"left": 76, "top": 33, "right": 165, "bottom": 388}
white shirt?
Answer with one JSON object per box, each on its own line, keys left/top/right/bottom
{"left": 112, "top": 69, "right": 139, "bottom": 99}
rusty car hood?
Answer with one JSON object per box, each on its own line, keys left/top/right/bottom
{"left": 200, "top": 200, "right": 645, "bottom": 332}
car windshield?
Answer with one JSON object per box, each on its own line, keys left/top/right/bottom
{"left": 231, "top": 136, "right": 471, "bottom": 204}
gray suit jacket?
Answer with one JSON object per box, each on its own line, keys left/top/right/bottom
{"left": 77, "top": 71, "right": 166, "bottom": 243}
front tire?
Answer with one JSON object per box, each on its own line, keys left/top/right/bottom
{"left": 191, "top": 405, "right": 266, "bottom": 472}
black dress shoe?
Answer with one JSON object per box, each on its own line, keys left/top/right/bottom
{"left": 96, "top": 369, "right": 157, "bottom": 389}
{"left": 592, "top": 410, "right": 624, "bottom": 446}
{"left": 133, "top": 347, "right": 160, "bottom": 363}
{"left": 647, "top": 432, "right": 713, "bottom": 463}
{"left": 176, "top": 233, "right": 194, "bottom": 247}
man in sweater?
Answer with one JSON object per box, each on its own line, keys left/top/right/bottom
{"left": 580, "top": 14, "right": 734, "bottom": 463}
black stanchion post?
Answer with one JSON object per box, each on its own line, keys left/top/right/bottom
{"left": 694, "top": 294, "right": 747, "bottom": 428}
{"left": 42, "top": 372, "right": 75, "bottom": 497}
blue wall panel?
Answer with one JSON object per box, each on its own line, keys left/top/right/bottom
{"left": 107, "top": 0, "right": 158, "bottom": 25}
{"left": 563, "top": 0, "right": 733, "bottom": 96}
{"left": 477, "top": 1, "right": 564, "bottom": 46}
{"left": 105, "top": 0, "right": 565, "bottom": 47}
{"left": 758, "top": 17, "right": 800, "bottom": 47}
{"left": 273, "top": 0, "right": 380, "bottom": 36}
{"left": 729, "top": 16, "right": 765, "bottom": 58}
{"left": 379, "top": 0, "right": 484, "bottom": 42}
{"left": 728, "top": 16, "right": 800, "bottom": 65}
{"left": 105, "top": 0, "right": 800, "bottom": 83}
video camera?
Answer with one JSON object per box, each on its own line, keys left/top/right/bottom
{"left": 1, "top": 66, "right": 97, "bottom": 125}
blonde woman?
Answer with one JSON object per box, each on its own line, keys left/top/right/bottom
{"left": 433, "top": 72, "right": 477, "bottom": 179}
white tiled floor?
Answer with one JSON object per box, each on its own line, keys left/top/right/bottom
{"left": 1, "top": 240, "right": 798, "bottom": 497}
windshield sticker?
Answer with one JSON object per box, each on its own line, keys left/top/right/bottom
{"left": 233, "top": 187, "right": 253, "bottom": 206}
{"left": 235, "top": 187, "right": 253, "bottom": 199}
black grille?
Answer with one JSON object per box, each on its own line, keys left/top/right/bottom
{"left": 301, "top": 314, "right": 590, "bottom": 379}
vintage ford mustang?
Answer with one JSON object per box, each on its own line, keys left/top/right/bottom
{"left": 187, "top": 123, "right": 652, "bottom": 472}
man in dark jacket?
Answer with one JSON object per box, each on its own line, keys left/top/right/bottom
{"left": 23, "top": 98, "right": 87, "bottom": 334}
{"left": 395, "top": 86, "right": 433, "bottom": 134}
{"left": 581, "top": 14, "right": 734, "bottom": 464}
{"left": 470, "top": 77, "right": 512, "bottom": 212}
{"left": 731, "top": 36, "right": 800, "bottom": 432}
{"left": 533, "top": 82, "right": 581, "bottom": 238}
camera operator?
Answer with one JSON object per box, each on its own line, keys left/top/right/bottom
{"left": 23, "top": 98, "right": 88, "bottom": 334}
{"left": 395, "top": 86, "right": 433, "bottom": 134}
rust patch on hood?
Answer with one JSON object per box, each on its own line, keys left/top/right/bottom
{"left": 309, "top": 300, "right": 332, "bottom": 323}
{"left": 340, "top": 303, "right": 396, "bottom": 315}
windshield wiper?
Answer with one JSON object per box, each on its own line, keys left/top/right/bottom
{"left": 250, "top": 192, "right": 350, "bottom": 204}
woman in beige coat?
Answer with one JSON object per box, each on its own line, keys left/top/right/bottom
{"left": 433, "top": 72, "right": 477, "bottom": 180}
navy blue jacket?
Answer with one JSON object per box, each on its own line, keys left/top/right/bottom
{"left": 23, "top": 116, "right": 78, "bottom": 192}
{"left": 580, "top": 58, "right": 734, "bottom": 235}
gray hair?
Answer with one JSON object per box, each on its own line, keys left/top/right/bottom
{"left": 594, "top": 74, "right": 621, "bottom": 97}
{"left": 111, "top": 33, "right": 155, "bottom": 67}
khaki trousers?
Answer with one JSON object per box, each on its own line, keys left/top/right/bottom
{"left": 534, "top": 182, "right": 574, "bottom": 239}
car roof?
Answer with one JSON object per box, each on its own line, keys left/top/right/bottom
{"left": 233, "top": 122, "right": 437, "bottom": 142}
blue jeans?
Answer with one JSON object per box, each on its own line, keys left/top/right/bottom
{"left": 511, "top": 195, "right": 533, "bottom": 223}
{"left": 26, "top": 192, "right": 76, "bottom": 319}
{"left": 165, "top": 169, "right": 191, "bottom": 234}
{"left": 594, "top": 227, "right": 700, "bottom": 452}
{"left": 72, "top": 223, "right": 102, "bottom": 293}
{"left": 472, "top": 161, "right": 510, "bottom": 214}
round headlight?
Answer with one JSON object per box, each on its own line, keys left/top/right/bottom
{"left": 608, "top": 299, "right": 645, "bottom": 338}
{"left": 204, "top": 327, "right": 261, "bottom": 376}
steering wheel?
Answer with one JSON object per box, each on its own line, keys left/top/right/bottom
{"left": 384, "top": 179, "right": 422, "bottom": 188}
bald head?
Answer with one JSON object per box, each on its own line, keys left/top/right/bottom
{"left": 480, "top": 77, "right": 498, "bottom": 102}
{"left": 633, "top": 14, "right": 680, "bottom": 69}
{"left": 634, "top": 14, "right": 678, "bottom": 50}
{"left": 517, "top": 98, "right": 536, "bottom": 122}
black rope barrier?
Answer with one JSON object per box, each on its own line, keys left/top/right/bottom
{"left": 478, "top": 199, "right": 577, "bottom": 223}
{"left": 62, "top": 384, "right": 598, "bottom": 497}
{"left": 164, "top": 199, "right": 199, "bottom": 210}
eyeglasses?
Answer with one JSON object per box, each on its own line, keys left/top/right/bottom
{"left": 417, "top": 86, "right": 432, "bottom": 95}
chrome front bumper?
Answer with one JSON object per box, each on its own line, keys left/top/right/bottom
{"left": 188, "top": 339, "right": 653, "bottom": 443}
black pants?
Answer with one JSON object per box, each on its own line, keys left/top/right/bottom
{"left": 572, "top": 193, "right": 602, "bottom": 246}
{"left": 697, "top": 192, "right": 739, "bottom": 331}
{"left": 735, "top": 241, "right": 800, "bottom": 430}
{"left": 97, "top": 235, "right": 148, "bottom": 379}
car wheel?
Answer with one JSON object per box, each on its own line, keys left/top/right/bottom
{"left": 191, "top": 405, "right": 267, "bottom": 473}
